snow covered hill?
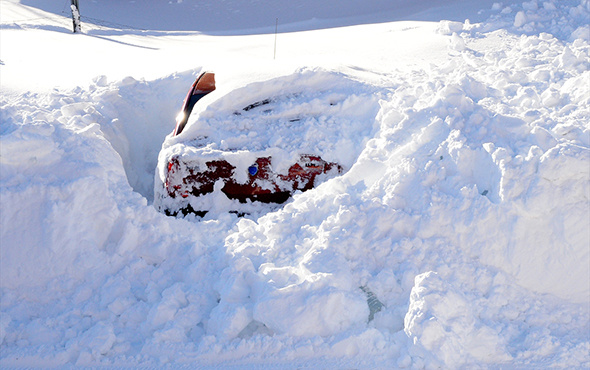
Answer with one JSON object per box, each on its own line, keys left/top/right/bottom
{"left": 17, "top": 0, "right": 498, "bottom": 33}
{"left": 1, "top": 0, "right": 589, "bottom": 368}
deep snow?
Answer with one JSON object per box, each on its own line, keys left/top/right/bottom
{"left": 1, "top": 0, "right": 589, "bottom": 368}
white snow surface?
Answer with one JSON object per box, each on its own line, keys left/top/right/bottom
{"left": 1, "top": 0, "right": 589, "bottom": 368}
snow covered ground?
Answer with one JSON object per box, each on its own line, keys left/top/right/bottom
{"left": 1, "top": 0, "right": 589, "bottom": 367}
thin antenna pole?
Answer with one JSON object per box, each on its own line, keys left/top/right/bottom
{"left": 274, "top": 18, "right": 278, "bottom": 60}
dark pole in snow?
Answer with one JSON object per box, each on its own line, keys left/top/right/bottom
{"left": 71, "top": 0, "right": 81, "bottom": 33}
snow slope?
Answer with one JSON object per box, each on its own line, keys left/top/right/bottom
{"left": 1, "top": 0, "right": 589, "bottom": 368}
{"left": 17, "top": 0, "right": 498, "bottom": 33}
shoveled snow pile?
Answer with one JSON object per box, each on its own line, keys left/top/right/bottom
{"left": 1, "top": 0, "right": 589, "bottom": 368}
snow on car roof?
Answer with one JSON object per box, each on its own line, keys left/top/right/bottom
{"left": 160, "top": 69, "right": 381, "bottom": 175}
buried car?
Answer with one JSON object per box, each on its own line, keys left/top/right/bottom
{"left": 154, "top": 70, "right": 379, "bottom": 217}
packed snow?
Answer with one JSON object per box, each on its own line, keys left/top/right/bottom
{"left": 1, "top": 0, "right": 589, "bottom": 368}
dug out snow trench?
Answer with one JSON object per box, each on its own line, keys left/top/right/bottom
{"left": 45, "top": 71, "right": 199, "bottom": 202}
{"left": 88, "top": 72, "right": 197, "bottom": 202}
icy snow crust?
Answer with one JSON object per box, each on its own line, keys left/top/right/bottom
{"left": 1, "top": 0, "right": 590, "bottom": 368}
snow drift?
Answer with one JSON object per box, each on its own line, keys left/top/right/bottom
{"left": 1, "top": 0, "right": 589, "bottom": 368}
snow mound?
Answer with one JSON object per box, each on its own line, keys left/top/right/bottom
{"left": 483, "top": 0, "right": 590, "bottom": 41}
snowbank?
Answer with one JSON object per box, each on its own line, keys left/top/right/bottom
{"left": 1, "top": 0, "right": 589, "bottom": 368}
